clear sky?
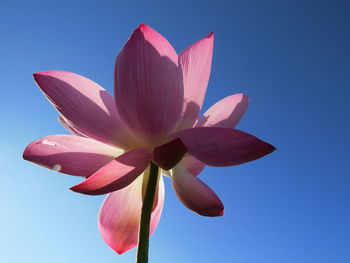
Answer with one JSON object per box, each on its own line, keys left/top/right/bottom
{"left": 1, "top": 0, "right": 349, "bottom": 262}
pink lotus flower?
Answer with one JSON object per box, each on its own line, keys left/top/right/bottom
{"left": 23, "top": 24, "right": 275, "bottom": 254}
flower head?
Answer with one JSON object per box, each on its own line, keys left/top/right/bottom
{"left": 23, "top": 24, "right": 275, "bottom": 254}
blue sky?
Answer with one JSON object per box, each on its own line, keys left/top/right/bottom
{"left": 1, "top": 0, "right": 349, "bottom": 262}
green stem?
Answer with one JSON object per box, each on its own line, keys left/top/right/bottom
{"left": 136, "top": 162, "right": 159, "bottom": 263}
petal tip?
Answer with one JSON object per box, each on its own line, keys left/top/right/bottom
{"left": 211, "top": 203, "right": 224, "bottom": 217}
{"left": 240, "top": 93, "right": 249, "bottom": 99}
{"left": 69, "top": 184, "right": 103, "bottom": 196}
{"left": 234, "top": 93, "right": 250, "bottom": 103}
{"left": 239, "top": 93, "right": 250, "bottom": 105}
{"left": 138, "top": 23, "right": 149, "bottom": 30}
{"left": 70, "top": 180, "right": 96, "bottom": 195}
{"left": 33, "top": 71, "right": 64, "bottom": 84}
{"left": 33, "top": 72, "right": 44, "bottom": 82}
{"left": 207, "top": 32, "right": 214, "bottom": 39}
{"left": 135, "top": 23, "right": 154, "bottom": 35}
{"left": 22, "top": 147, "right": 30, "bottom": 161}
{"left": 22, "top": 140, "right": 39, "bottom": 161}
{"left": 115, "top": 248, "right": 127, "bottom": 255}
{"left": 196, "top": 204, "right": 224, "bottom": 217}
{"left": 101, "top": 238, "right": 133, "bottom": 255}
{"left": 265, "top": 141, "right": 277, "bottom": 153}
{"left": 33, "top": 70, "right": 56, "bottom": 78}
{"left": 69, "top": 184, "right": 81, "bottom": 193}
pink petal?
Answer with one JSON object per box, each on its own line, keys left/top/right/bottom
{"left": 98, "top": 174, "right": 165, "bottom": 254}
{"left": 70, "top": 148, "right": 152, "bottom": 195}
{"left": 179, "top": 155, "right": 205, "bottom": 176}
{"left": 177, "top": 33, "right": 214, "bottom": 130}
{"left": 115, "top": 24, "right": 183, "bottom": 147}
{"left": 34, "top": 71, "right": 137, "bottom": 149}
{"left": 152, "top": 138, "right": 187, "bottom": 170}
{"left": 23, "top": 135, "right": 122, "bottom": 177}
{"left": 195, "top": 94, "right": 249, "bottom": 128}
{"left": 172, "top": 165, "right": 224, "bottom": 217}
{"left": 172, "top": 127, "right": 276, "bottom": 167}
{"left": 180, "top": 94, "right": 248, "bottom": 176}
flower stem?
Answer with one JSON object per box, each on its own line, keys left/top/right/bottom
{"left": 136, "top": 162, "right": 159, "bottom": 263}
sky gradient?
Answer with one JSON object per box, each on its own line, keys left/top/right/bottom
{"left": 1, "top": 0, "right": 349, "bottom": 262}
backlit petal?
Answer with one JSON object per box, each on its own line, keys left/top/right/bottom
{"left": 153, "top": 138, "right": 187, "bottom": 170}
{"left": 172, "top": 165, "right": 223, "bottom": 217}
{"left": 179, "top": 155, "right": 205, "bottom": 176}
{"left": 98, "top": 174, "right": 165, "bottom": 254}
{"left": 70, "top": 148, "right": 152, "bottom": 195}
{"left": 115, "top": 24, "right": 183, "bottom": 147}
{"left": 34, "top": 71, "right": 136, "bottom": 149}
{"left": 23, "top": 135, "right": 122, "bottom": 177}
{"left": 173, "top": 127, "right": 275, "bottom": 166}
{"left": 177, "top": 33, "right": 214, "bottom": 130}
{"left": 195, "top": 94, "right": 249, "bottom": 128}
